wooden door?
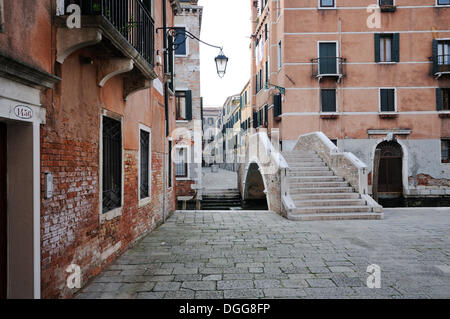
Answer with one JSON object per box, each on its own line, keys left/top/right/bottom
{"left": 377, "top": 141, "right": 403, "bottom": 194}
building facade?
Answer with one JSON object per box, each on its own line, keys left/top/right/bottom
{"left": 1, "top": 0, "right": 180, "bottom": 299}
{"left": 202, "top": 106, "right": 222, "bottom": 166}
{"left": 222, "top": 94, "right": 241, "bottom": 170}
{"left": 174, "top": 0, "right": 203, "bottom": 203}
{"left": 250, "top": 0, "right": 450, "bottom": 202}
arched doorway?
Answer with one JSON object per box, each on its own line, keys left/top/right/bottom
{"left": 243, "top": 163, "right": 268, "bottom": 210}
{"left": 376, "top": 141, "right": 403, "bottom": 197}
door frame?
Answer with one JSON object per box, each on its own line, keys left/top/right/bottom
{"left": 317, "top": 41, "right": 339, "bottom": 75}
{"left": 371, "top": 138, "right": 409, "bottom": 196}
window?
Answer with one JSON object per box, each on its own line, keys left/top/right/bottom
{"left": 437, "top": 88, "right": 450, "bottom": 111}
{"left": 375, "top": 33, "right": 400, "bottom": 62}
{"left": 437, "top": 40, "right": 450, "bottom": 66}
{"left": 265, "top": 60, "right": 269, "bottom": 86}
{"left": 321, "top": 89, "right": 337, "bottom": 112}
{"left": 437, "top": 0, "right": 450, "bottom": 5}
{"left": 174, "top": 27, "right": 187, "bottom": 56}
{"left": 168, "top": 140, "right": 173, "bottom": 187}
{"left": 102, "top": 116, "right": 122, "bottom": 213}
{"left": 175, "top": 147, "right": 188, "bottom": 178}
{"left": 380, "top": 89, "right": 396, "bottom": 112}
{"left": 379, "top": 0, "right": 394, "bottom": 5}
{"left": 264, "top": 24, "right": 268, "bottom": 41}
{"left": 277, "top": 41, "right": 282, "bottom": 70}
{"left": 319, "top": 42, "right": 337, "bottom": 74}
{"left": 277, "top": 0, "right": 281, "bottom": 18}
{"left": 0, "top": 0, "right": 4, "bottom": 33}
{"left": 139, "top": 128, "right": 151, "bottom": 201}
{"left": 139, "top": 0, "right": 153, "bottom": 16}
{"left": 274, "top": 94, "right": 282, "bottom": 117}
{"left": 442, "top": 140, "right": 450, "bottom": 163}
{"left": 175, "top": 90, "right": 192, "bottom": 121}
{"left": 320, "top": 0, "right": 335, "bottom": 8}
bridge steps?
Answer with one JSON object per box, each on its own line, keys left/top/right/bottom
{"left": 283, "top": 150, "right": 381, "bottom": 221}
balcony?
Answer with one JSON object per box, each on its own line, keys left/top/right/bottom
{"left": 379, "top": 0, "right": 396, "bottom": 12}
{"left": 311, "top": 57, "right": 346, "bottom": 82}
{"left": 433, "top": 54, "right": 450, "bottom": 78}
{"left": 56, "top": 0, "right": 157, "bottom": 99}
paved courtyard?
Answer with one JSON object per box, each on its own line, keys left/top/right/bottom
{"left": 202, "top": 167, "right": 238, "bottom": 191}
{"left": 77, "top": 208, "right": 450, "bottom": 299}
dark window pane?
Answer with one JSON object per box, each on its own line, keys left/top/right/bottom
{"left": 102, "top": 117, "right": 122, "bottom": 213}
{"left": 321, "top": 89, "right": 336, "bottom": 112}
{"left": 140, "top": 130, "right": 150, "bottom": 199}
{"left": 174, "top": 27, "right": 186, "bottom": 55}
{"left": 380, "top": 89, "right": 395, "bottom": 112}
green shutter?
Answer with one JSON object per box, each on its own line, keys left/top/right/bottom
{"left": 380, "top": 89, "right": 387, "bottom": 111}
{"left": 432, "top": 39, "right": 438, "bottom": 75}
{"left": 185, "top": 90, "right": 192, "bottom": 120}
{"left": 393, "top": 33, "right": 400, "bottom": 62}
{"left": 374, "top": 34, "right": 381, "bottom": 63}
{"left": 264, "top": 105, "right": 268, "bottom": 125}
{"left": 436, "top": 88, "right": 442, "bottom": 111}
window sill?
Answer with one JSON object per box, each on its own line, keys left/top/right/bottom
{"left": 176, "top": 120, "right": 189, "bottom": 123}
{"left": 100, "top": 207, "right": 123, "bottom": 224}
{"left": 139, "top": 197, "right": 152, "bottom": 208}
{"left": 176, "top": 177, "right": 190, "bottom": 181}
{"left": 379, "top": 112, "right": 398, "bottom": 118}
{"left": 377, "top": 62, "right": 398, "bottom": 64}
{"left": 380, "top": 5, "right": 396, "bottom": 12}
{"left": 438, "top": 111, "right": 450, "bottom": 118}
{"left": 318, "top": 7, "right": 336, "bottom": 10}
{"left": 320, "top": 113, "right": 339, "bottom": 119}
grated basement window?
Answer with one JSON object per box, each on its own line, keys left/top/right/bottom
{"left": 102, "top": 116, "right": 122, "bottom": 213}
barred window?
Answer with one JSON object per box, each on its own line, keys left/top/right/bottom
{"left": 102, "top": 117, "right": 122, "bottom": 213}
{"left": 140, "top": 129, "right": 151, "bottom": 200}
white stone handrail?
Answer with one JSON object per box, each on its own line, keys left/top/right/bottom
{"left": 293, "top": 132, "right": 369, "bottom": 195}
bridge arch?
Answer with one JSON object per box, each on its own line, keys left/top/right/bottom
{"left": 242, "top": 161, "right": 269, "bottom": 210}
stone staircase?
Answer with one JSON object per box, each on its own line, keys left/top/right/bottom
{"left": 201, "top": 189, "right": 242, "bottom": 210}
{"left": 283, "top": 150, "right": 382, "bottom": 221}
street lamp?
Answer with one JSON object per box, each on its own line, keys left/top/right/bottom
{"left": 157, "top": 27, "right": 228, "bottom": 78}
{"left": 215, "top": 50, "right": 229, "bottom": 78}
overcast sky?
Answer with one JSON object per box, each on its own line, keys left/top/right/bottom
{"left": 198, "top": 0, "right": 251, "bottom": 108}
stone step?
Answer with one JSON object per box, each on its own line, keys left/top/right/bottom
{"left": 290, "top": 176, "right": 344, "bottom": 183}
{"left": 294, "top": 205, "right": 372, "bottom": 214}
{"left": 288, "top": 162, "right": 327, "bottom": 168}
{"left": 288, "top": 171, "right": 335, "bottom": 177}
{"left": 283, "top": 151, "right": 317, "bottom": 156}
{"left": 287, "top": 212, "right": 383, "bottom": 221}
{"left": 289, "top": 167, "right": 331, "bottom": 172}
{"left": 295, "top": 199, "right": 366, "bottom": 207}
{"left": 291, "top": 192, "right": 361, "bottom": 200}
{"left": 290, "top": 181, "right": 350, "bottom": 188}
{"left": 290, "top": 187, "right": 354, "bottom": 194}
{"left": 284, "top": 156, "right": 321, "bottom": 161}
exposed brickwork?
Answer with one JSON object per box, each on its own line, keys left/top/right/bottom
{"left": 176, "top": 180, "right": 195, "bottom": 197}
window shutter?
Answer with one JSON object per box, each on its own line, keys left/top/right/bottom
{"left": 436, "top": 88, "right": 442, "bottom": 111}
{"left": 393, "top": 33, "right": 400, "bottom": 62}
{"left": 185, "top": 90, "right": 192, "bottom": 120}
{"left": 432, "top": 39, "right": 438, "bottom": 75}
{"left": 380, "top": 89, "right": 387, "bottom": 111}
{"left": 388, "top": 89, "right": 395, "bottom": 111}
{"left": 274, "top": 94, "right": 282, "bottom": 117}
{"left": 264, "top": 105, "right": 268, "bottom": 125}
{"left": 374, "top": 34, "right": 381, "bottom": 63}
{"left": 321, "top": 89, "right": 336, "bottom": 112}
{"left": 253, "top": 112, "right": 257, "bottom": 128}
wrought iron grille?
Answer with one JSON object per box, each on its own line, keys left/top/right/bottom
{"left": 437, "top": 54, "right": 450, "bottom": 73}
{"left": 311, "top": 57, "right": 346, "bottom": 77}
{"left": 102, "top": 117, "right": 122, "bottom": 213}
{"left": 175, "top": 163, "right": 187, "bottom": 178}
{"left": 67, "top": 0, "right": 155, "bottom": 66}
{"left": 140, "top": 130, "right": 150, "bottom": 199}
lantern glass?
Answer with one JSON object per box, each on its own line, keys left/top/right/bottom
{"left": 215, "top": 52, "right": 229, "bottom": 78}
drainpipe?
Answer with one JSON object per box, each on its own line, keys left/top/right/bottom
{"left": 162, "top": 0, "right": 168, "bottom": 221}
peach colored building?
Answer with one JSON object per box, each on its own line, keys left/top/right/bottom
{"left": 250, "top": 0, "right": 450, "bottom": 203}
{"left": 0, "top": 0, "right": 180, "bottom": 298}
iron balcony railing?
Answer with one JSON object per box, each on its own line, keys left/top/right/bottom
{"left": 436, "top": 54, "right": 450, "bottom": 73}
{"left": 175, "top": 163, "right": 188, "bottom": 178}
{"left": 68, "top": 0, "right": 155, "bottom": 66}
{"left": 311, "top": 57, "right": 346, "bottom": 78}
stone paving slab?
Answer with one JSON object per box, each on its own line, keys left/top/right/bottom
{"left": 77, "top": 208, "right": 450, "bottom": 299}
